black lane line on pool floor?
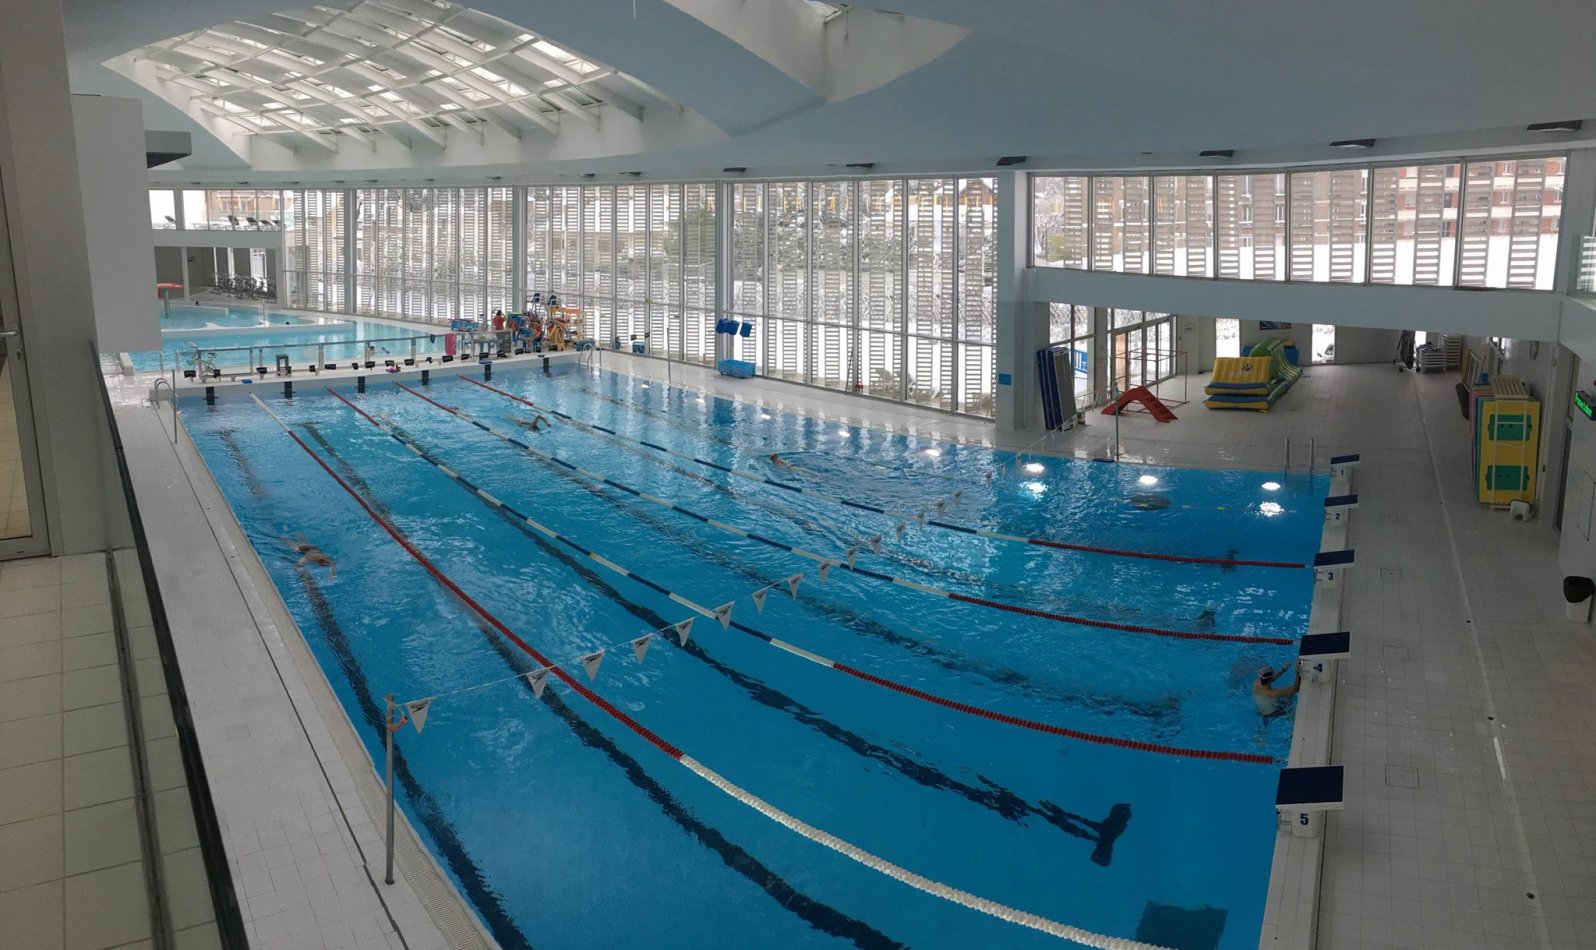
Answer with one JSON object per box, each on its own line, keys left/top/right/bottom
{"left": 224, "top": 424, "right": 530, "bottom": 950}
{"left": 294, "top": 419, "right": 908, "bottom": 949}
{"left": 325, "top": 405, "right": 1137, "bottom": 862}
{"left": 402, "top": 388, "right": 1186, "bottom": 729}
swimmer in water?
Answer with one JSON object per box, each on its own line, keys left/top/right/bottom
{"left": 506, "top": 414, "right": 550, "bottom": 432}
{"left": 1253, "top": 662, "right": 1301, "bottom": 717}
{"left": 286, "top": 534, "right": 336, "bottom": 577}
{"left": 769, "top": 452, "right": 794, "bottom": 470}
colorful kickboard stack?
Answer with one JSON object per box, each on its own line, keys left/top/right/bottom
{"left": 1204, "top": 337, "right": 1301, "bottom": 412}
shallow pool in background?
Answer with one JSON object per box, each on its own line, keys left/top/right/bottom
{"left": 159, "top": 303, "right": 314, "bottom": 331}
{"left": 133, "top": 318, "right": 431, "bottom": 372}
{"left": 179, "top": 365, "right": 1329, "bottom": 950}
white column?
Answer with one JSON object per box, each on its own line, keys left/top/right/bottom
{"left": 994, "top": 171, "right": 1050, "bottom": 433}
{"left": 0, "top": 0, "right": 113, "bottom": 553}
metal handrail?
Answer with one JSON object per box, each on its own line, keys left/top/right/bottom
{"left": 90, "top": 343, "right": 249, "bottom": 948}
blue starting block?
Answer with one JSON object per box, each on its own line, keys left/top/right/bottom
{"left": 1313, "top": 549, "right": 1354, "bottom": 587}
{"left": 1299, "top": 630, "right": 1350, "bottom": 683}
{"left": 1323, "top": 493, "right": 1358, "bottom": 525}
{"left": 1329, "top": 453, "right": 1360, "bottom": 480}
{"left": 1276, "top": 765, "right": 1345, "bottom": 838}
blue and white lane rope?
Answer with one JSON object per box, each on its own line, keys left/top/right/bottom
{"left": 254, "top": 393, "right": 1172, "bottom": 949}
{"left": 333, "top": 386, "right": 1279, "bottom": 765}
{"left": 396, "top": 384, "right": 1294, "bottom": 648}
{"left": 460, "top": 376, "right": 1305, "bottom": 571}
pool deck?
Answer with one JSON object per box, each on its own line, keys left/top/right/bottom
{"left": 99, "top": 352, "right": 1595, "bottom": 950}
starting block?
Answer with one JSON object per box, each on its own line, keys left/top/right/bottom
{"left": 1329, "top": 453, "right": 1360, "bottom": 481}
{"left": 1313, "top": 549, "right": 1354, "bottom": 588}
{"left": 1277, "top": 765, "right": 1345, "bottom": 838}
{"left": 1323, "top": 493, "right": 1358, "bottom": 525}
{"left": 1298, "top": 630, "right": 1350, "bottom": 684}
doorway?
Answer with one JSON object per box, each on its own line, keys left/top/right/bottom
{"left": 0, "top": 167, "right": 49, "bottom": 558}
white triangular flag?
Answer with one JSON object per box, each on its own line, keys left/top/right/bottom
{"left": 631, "top": 634, "right": 653, "bottom": 663}
{"left": 916, "top": 511, "right": 927, "bottom": 524}
{"left": 936, "top": 499, "right": 947, "bottom": 514}
{"left": 819, "top": 561, "right": 834, "bottom": 584}
{"left": 846, "top": 545, "right": 859, "bottom": 569}
{"left": 405, "top": 698, "right": 433, "bottom": 734}
{"left": 526, "top": 668, "right": 549, "bottom": 698}
{"left": 751, "top": 586, "right": 770, "bottom": 614}
{"left": 712, "top": 602, "right": 735, "bottom": 630}
{"left": 784, "top": 573, "right": 803, "bottom": 598}
{"left": 953, "top": 490, "right": 964, "bottom": 506}
{"left": 869, "top": 535, "right": 883, "bottom": 555}
{"left": 580, "top": 650, "right": 606, "bottom": 681}
{"left": 895, "top": 522, "right": 907, "bottom": 539}
{"left": 673, "top": 618, "right": 694, "bottom": 646}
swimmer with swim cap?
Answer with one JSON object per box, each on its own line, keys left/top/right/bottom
{"left": 286, "top": 534, "right": 336, "bottom": 578}
{"left": 507, "top": 414, "right": 550, "bottom": 432}
{"left": 1252, "top": 662, "right": 1300, "bottom": 716}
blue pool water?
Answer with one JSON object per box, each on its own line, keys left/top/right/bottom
{"left": 180, "top": 366, "right": 1328, "bottom": 950}
{"left": 132, "top": 319, "right": 431, "bottom": 373}
{"left": 159, "top": 304, "right": 314, "bottom": 331}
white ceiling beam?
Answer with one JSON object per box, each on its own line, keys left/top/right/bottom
{"left": 540, "top": 90, "right": 599, "bottom": 129}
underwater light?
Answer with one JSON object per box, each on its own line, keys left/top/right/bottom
{"left": 1023, "top": 462, "right": 1045, "bottom": 474}
{"left": 1259, "top": 501, "right": 1284, "bottom": 516}
{"left": 1023, "top": 481, "right": 1047, "bottom": 494}
{"left": 1138, "top": 474, "right": 1159, "bottom": 487}
{"left": 925, "top": 448, "right": 942, "bottom": 458}
{"left": 1262, "top": 481, "right": 1282, "bottom": 491}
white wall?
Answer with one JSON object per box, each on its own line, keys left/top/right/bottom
{"left": 73, "top": 94, "right": 159, "bottom": 353}
{"left": 0, "top": 0, "right": 114, "bottom": 554}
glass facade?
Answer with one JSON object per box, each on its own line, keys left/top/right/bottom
{"left": 346, "top": 187, "right": 516, "bottom": 322}
{"left": 283, "top": 189, "right": 348, "bottom": 312}
{"left": 525, "top": 183, "right": 718, "bottom": 363}
{"left": 1033, "top": 155, "right": 1565, "bottom": 290}
{"left": 726, "top": 176, "right": 996, "bottom": 415}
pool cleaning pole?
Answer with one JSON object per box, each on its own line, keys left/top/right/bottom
{"left": 384, "top": 693, "right": 397, "bottom": 885}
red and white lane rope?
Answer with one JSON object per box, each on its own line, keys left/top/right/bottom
{"left": 460, "top": 376, "right": 1305, "bottom": 570}
{"left": 250, "top": 394, "right": 1171, "bottom": 949}
{"left": 332, "top": 386, "right": 1278, "bottom": 764}
{"left": 395, "top": 384, "right": 1294, "bottom": 648}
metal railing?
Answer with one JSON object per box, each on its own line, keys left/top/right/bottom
{"left": 176, "top": 331, "right": 445, "bottom": 378}
{"left": 91, "top": 344, "right": 249, "bottom": 949}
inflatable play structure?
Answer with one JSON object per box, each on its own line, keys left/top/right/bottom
{"left": 1101, "top": 386, "right": 1177, "bottom": 421}
{"left": 1204, "top": 337, "right": 1301, "bottom": 411}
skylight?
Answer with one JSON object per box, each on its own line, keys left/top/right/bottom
{"left": 120, "top": 0, "right": 670, "bottom": 147}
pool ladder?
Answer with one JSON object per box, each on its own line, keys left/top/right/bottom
{"left": 1283, "top": 437, "right": 1317, "bottom": 478}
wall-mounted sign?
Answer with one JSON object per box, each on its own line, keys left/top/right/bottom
{"left": 1575, "top": 390, "right": 1596, "bottom": 420}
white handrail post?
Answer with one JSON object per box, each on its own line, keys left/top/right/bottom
{"left": 384, "top": 693, "right": 397, "bottom": 885}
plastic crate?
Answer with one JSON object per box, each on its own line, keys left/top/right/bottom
{"left": 717, "top": 359, "right": 756, "bottom": 378}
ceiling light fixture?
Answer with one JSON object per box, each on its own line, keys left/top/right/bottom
{"left": 1198, "top": 149, "right": 1234, "bottom": 158}
{"left": 1329, "top": 138, "right": 1375, "bottom": 149}
{"left": 995, "top": 155, "right": 1028, "bottom": 166}
{"left": 1527, "top": 120, "right": 1582, "bottom": 133}
{"left": 722, "top": 166, "right": 747, "bottom": 174}
{"left": 845, "top": 162, "right": 875, "bottom": 170}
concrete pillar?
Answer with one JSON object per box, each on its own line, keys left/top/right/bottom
{"left": 0, "top": 0, "right": 114, "bottom": 554}
{"left": 994, "top": 171, "right": 1051, "bottom": 433}
{"left": 1557, "top": 148, "right": 1596, "bottom": 295}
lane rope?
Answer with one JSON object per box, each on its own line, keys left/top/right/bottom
{"left": 395, "top": 384, "right": 1294, "bottom": 648}
{"left": 249, "top": 393, "right": 1172, "bottom": 950}
{"left": 459, "top": 376, "right": 1305, "bottom": 570}
{"left": 335, "top": 387, "right": 1277, "bottom": 764}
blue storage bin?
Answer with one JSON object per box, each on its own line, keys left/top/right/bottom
{"left": 717, "top": 359, "right": 756, "bottom": 378}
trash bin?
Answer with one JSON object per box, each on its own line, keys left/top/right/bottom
{"left": 1564, "top": 576, "right": 1594, "bottom": 623}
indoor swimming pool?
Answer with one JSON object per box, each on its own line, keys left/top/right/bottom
{"left": 179, "top": 366, "right": 1328, "bottom": 950}
{"left": 132, "top": 318, "right": 431, "bottom": 373}
{"left": 158, "top": 303, "right": 315, "bottom": 331}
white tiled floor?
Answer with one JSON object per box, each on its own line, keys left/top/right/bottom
{"left": 111, "top": 406, "right": 485, "bottom": 950}
{"left": 88, "top": 353, "right": 1596, "bottom": 949}
{"left": 0, "top": 553, "right": 151, "bottom": 950}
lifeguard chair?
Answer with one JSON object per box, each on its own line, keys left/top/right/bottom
{"left": 548, "top": 306, "right": 587, "bottom": 351}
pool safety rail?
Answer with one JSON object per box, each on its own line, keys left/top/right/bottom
{"left": 329, "top": 386, "right": 1277, "bottom": 764}
{"left": 391, "top": 384, "right": 1294, "bottom": 648}
{"left": 248, "top": 393, "right": 1175, "bottom": 950}
{"left": 461, "top": 376, "right": 1305, "bottom": 570}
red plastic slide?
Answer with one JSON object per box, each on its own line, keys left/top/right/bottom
{"left": 1101, "top": 385, "right": 1177, "bottom": 422}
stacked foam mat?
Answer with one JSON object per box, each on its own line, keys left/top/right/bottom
{"left": 1204, "top": 337, "right": 1300, "bottom": 411}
